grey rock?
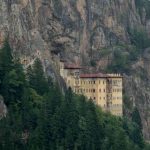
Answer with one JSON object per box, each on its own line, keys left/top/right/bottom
{"left": 0, "top": 96, "right": 7, "bottom": 120}
{"left": 0, "top": 0, "right": 150, "bottom": 140}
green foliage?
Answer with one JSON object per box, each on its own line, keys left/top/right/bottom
{"left": 99, "top": 47, "right": 112, "bottom": 58}
{"left": 0, "top": 40, "right": 26, "bottom": 105}
{"left": 0, "top": 39, "right": 13, "bottom": 75}
{"left": 144, "top": 143, "right": 150, "bottom": 150}
{"left": 106, "top": 26, "right": 150, "bottom": 73}
{"left": 106, "top": 49, "right": 130, "bottom": 73}
{"left": 123, "top": 94, "right": 133, "bottom": 110}
{"left": 123, "top": 117, "right": 144, "bottom": 149}
{"left": 52, "top": 0, "right": 63, "bottom": 17}
{"left": 0, "top": 41, "right": 149, "bottom": 150}
{"left": 105, "top": 43, "right": 147, "bottom": 73}
{"left": 132, "top": 107, "right": 143, "bottom": 130}
{"left": 135, "top": 0, "right": 150, "bottom": 19}
{"left": 90, "top": 60, "right": 96, "bottom": 67}
{"left": 27, "top": 58, "right": 49, "bottom": 95}
{"left": 128, "top": 28, "right": 150, "bottom": 50}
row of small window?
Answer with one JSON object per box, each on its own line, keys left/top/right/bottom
{"left": 111, "top": 104, "right": 122, "bottom": 107}
{"left": 99, "top": 97, "right": 122, "bottom": 100}
{"left": 112, "top": 80, "right": 122, "bottom": 84}
{"left": 112, "top": 89, "right": 122, "bottom": 92}
{"left": 79, "top": 89, "right": 106, "bottom": 93}
{"left": 107, "top": 80, "right": 121, "bottom": 84}
{"left": 103, "top": 104, "right": 122, "bottom": 108}
{"left": 74, "top": 87, "right": 121, "bottom": 94}
{"left": 75, "top": 89, "right": 96, "bottom": 93}
{"left": 74, "top": 80, "right": 121, "bottom": 85}
{"left": 99, "top": 97, "right": 106, "bottom": 100}
{"left": 112, "top": 97, "right": 122, "bottom": 100}
{"left": 99, "top": 89, "right": 106, "bottom": 92}
{"left": 80, "top": 80, "right": 106, "bottom": 85}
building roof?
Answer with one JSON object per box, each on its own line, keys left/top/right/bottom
{"left": 64, "top": 64, "right": 82, "bottom": 69}
{"left": 107, "top": 74, "right": 123, "bottom": 78}
{"left": 80, "top": 73, "right": 123, "bottom": 78}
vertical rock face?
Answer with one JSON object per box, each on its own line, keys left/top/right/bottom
{"left": 0, "top": 0, "right": 141, "bottom": 60}
{"left": 0, "top": 0, "right": 150, "bottom": 140}
{"left": 0, "top": 96, "right": 7, "bottom": 119}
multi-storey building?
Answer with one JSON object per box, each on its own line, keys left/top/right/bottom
{"left": 59, "top": 60, "right": 123, "bottom": 116}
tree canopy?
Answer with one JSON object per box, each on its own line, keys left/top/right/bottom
{"left": 0, "top": 41, "right": 149, "bottom": 150}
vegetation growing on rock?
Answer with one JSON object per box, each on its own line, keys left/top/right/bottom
{"left": 0, "top": 41, "right": 150, "bottom": 150}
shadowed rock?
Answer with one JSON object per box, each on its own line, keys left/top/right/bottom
{"left": 0, "top": 95, "right": 7, "bottom": 120}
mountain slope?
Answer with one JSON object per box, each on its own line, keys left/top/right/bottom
{"left": 0, "top": 0, "right": 150, "bottom": 140}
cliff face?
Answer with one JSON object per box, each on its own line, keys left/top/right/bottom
{"left": 0, "top": 96, "right": 7, "bottom": 120}
{"left": 0, "top": 0, "right": 150, "bottom": 140}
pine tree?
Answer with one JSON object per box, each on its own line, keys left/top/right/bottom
{"left": 0, "top": 42, "right": 26, "bottom": 106}
{"left": 84, "top": 101, "right": 101, "bottom": 150}
{"left": 21, "top": 88, "right": 37, "bottom": 131}
{"left": 65, "top": 88, "right": 79, "bottom": 149}
{"left": 0, "top": 39, "right": 13, "bottom": 78}
{"left": 0, "top": 40, "right": 14, "bottom": 105}
{"left": 132, "top": 107, "right": 142, "bottom": 130}
{"left": 27, "top": 58, "right": 49, "bottom": 95}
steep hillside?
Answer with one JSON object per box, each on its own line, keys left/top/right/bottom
{"left": 0, "top": 0, "right": 150, "bottom": 140}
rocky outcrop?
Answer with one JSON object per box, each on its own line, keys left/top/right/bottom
{"left": 0, "top": 0, "right": 150, "bottom": 140}
{"left": 0, "top": 96, "right": 7, "bottom": 120}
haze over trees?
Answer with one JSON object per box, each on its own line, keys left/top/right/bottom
{"left": 0, "top": 41, "right": 150, "bottom": 150}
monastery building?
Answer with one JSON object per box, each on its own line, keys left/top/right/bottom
{"left": 59, "top": 60, "right": 123, "bottom": 116}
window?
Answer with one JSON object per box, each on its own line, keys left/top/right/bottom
{"left": 75, "top": 72, "right": 79, "bottom": 77}
{"left": 99, "top": 89, "right": 101, "bottom": 92}
{"left": 113, "top": 80, "right": 118, "bottom": 86}
{"left": 104, "top": 89, "right": 105, "bottom": 92}
{"left": 75, "top": 81, "right": 79, "bottom": 84}
{"left": 99, "top": 81, "right": 101, "bottom": 84}
{"left": 104, "top": 97, "right": 105, "bottom": 100}
{"left": 100, "top": 97, "right": 101, "bottom": 100}
{"left": 93, "top": 89, "right": 95, "bottom": 93}
{"left": 103, "top": 81, "right": 105, "bottom": 84}
{"left": 93, "top": 81, "right": 95, "bottom": 84}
